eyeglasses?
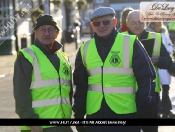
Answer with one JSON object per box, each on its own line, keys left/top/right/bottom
{"left": 37, "top": 28, "right": 56, "bottom": 34}
{"left": 130, "top": 21, "right": 144, "bottom": 26}
{"left": 92, "top": 19, "right": 113, "bottom": 27}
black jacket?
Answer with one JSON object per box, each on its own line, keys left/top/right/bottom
{"left": 73, "top": 29, "right": 157, "bottom": 119}
{"left": 128, "top": 29, "right": 173, "bottom": 69}
{"left": 13, "top": 39, "right": 73, "bottom": 119}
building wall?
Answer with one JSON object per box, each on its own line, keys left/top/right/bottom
{"left": 92, "top": 0, "right": 109, "bottom": 9}
{"left": 0, "top": 0, "right": 16, "bottom": 55}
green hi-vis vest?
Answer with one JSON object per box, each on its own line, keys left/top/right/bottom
{"left": 168, "top": 22, "right": 175, "bottom": 31}
{"left": 147, "top": 32, "right": 161, "bottom": 93}
{"left": 80, "top": 33, "right": 137, "bottom": 115}
{"left": 122, "top": 31, "right": 161, "bottom": 93}
{"left": 19, "top": 45, "right": 72, "bottom": 130}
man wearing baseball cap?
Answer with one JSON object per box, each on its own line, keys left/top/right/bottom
{"left": 13, "top": 14, "right": 73, "bottom": 132}
{"left": 73, "top": 7, "right": 157, "bottom": 132}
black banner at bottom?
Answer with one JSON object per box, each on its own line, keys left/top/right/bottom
{"left": 0, "top": 119, "right": 175, "bottom": 126}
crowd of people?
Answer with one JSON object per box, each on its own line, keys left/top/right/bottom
{"left": 13, "top": 6, "right": 175, "bottom": 132}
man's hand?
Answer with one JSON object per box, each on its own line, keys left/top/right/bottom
{"left": 151, "top": 55, "right": 159, "bottom": 65}
{"left": 30, "top": 126, "right": 43, "bottom": 132}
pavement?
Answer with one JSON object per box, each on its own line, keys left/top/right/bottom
{"left": 0, "top": 35, "right": 175, "bottom": 131}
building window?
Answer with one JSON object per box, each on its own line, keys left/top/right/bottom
{"left": 0, "top": 0, "right": 14, "bottom": 38}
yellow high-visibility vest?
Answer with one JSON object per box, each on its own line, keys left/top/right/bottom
{"left": 80, "top": 33, "right": 137, "bottom": 115}
{"left": 19, "top": 45, "right": 72, "bottom": 130}
{"left": 122, "top": 31, "right": 161, "bottom": 93}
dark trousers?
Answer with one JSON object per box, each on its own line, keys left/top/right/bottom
{"left": 161, "top": 85, "right": 172, "bottom": 114}
{"left": 21, "top": 126, "right": 73, "bottom": 132}
{"left": 140, "top": 93, "right": 159, "bottom": 132}
{"left": 141, "top": 126, "right": 158, "bottom": 132}
{"left": 85, "top": 99, "right": 140, "bottom": 132}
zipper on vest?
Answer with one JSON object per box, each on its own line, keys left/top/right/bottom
{"left": 58, "top": 74, "right": 65, "bottom": 119}
{"left": 101, "top": 66, "right": 105, "bottom": 96}
{"left": 101, "top": 65, "right": 107, "bottom": 132}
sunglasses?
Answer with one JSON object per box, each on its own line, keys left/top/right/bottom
{"left": 92, "top": 19, "right": 113, "bottom": 27}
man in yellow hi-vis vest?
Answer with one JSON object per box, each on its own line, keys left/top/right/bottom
{"left": 73, "top": 7, "right": 157, "bottom": 132}
{"left": 13, "top": 15, "right": 73, "bottom": 132}
{"left": 125, "top": 10, "right": 172, "bottom": 132}
{"left": 146, "top": 22, "right": 175, "bottom": 119}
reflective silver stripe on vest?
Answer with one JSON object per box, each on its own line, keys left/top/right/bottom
{"left": 32, "top": 97, "right": 70, "bottom": 108}
{"left": 30, "top": 78, "right": 70, "bottom": 89}
{"left": 88, "top": 84, "right": 135, "bottom": 94}
{"left": 88, "top": 67, "right": 133, "bottom": 76}
{"left": 60, "top": 78, "right": 71, "bottom": 86}
{"left": 149, "top": 32, "right": 159, "bottom": 56}
{"left": 30, "top": 79, "right": 59, "bottom": 88}
{"left": 123, "top": 35, "right": 130, "bottom": 68}
{"left": 83, "top": 40, "right": 91, "bottom": 66}
{"left": 24, "top": 48, "right": 70, "bottom": 89}
{"left": 24, "top": 48, "right": 42, "bottom": 81}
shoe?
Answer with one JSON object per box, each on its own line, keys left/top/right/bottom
{"left": 161, "top": 111, "right": 175, "bottom": 119}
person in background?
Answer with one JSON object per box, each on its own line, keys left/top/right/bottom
{"left": 125, "top": 10, "right": 172, "bottom": 132}
{"left": 146, "top": 22, "right": 175, "bottom": 119}
{"left": 73, "top": 7, "right": 157, "bottom": 132}
{"left": 118, "top": 7, "right": 134, "bottom": 32}
{"left": 13, "top": 15, "right": 73, "bottom": 132}
{"left": 168, "top": 22, "right": 175, "bottom": 45}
